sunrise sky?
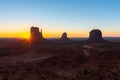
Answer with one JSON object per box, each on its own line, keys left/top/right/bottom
{"left": 0, "top": 0, "right": 120, "bottom": 38}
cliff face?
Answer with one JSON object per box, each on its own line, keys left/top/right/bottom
{"left": 30, "top": 26, "right": 53, "bottom": 45}
{"left": 61, "top": 32, "right": 68, "bottom": 40}
{"left": 89, "top": 29, "right": 102, "bottom": 42}
{"left": 87, "top": 29, "right": 108, "bottom": 43}
{"left": 59, "top": 32, "right": 72, "bottom": 43}
{"left": 30, "top": 26, "right": 43, "bottom": 39}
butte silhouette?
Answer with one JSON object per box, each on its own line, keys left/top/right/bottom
{"left": 59, "top": 32, "right": 72, "bottom": 43}
{"left": 30, "top": 26, "right": 51, "bottom": 45}
{"left": 30, "top": 27, "right": 109, "bottom": 44}
{"left": 86, "top": 29, "right": 109, "bottom": 43}
{"left": 30, "top": 26, "right": 43, "bottom": 39}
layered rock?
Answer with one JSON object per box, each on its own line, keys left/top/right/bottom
{"left": 61, "top": 32, "right": 68, "bottom": 40}
{"left": 59, "top": 32, "right": 72, "bottom": 43}
{"left": 87, "top": 29, "right": 108, "bottom": 43}
{"left": 89, "top": 29, "right": 102, "bottom": 41}
{"left": 30, "top": 26, "right": 43, "bottom": 39}
{"left": 30, "top": 26, "right": 50, "bottom": 45}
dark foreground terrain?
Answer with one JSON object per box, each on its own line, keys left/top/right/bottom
{"left": 0, "top": 38, "right": 120, "bottom": 80}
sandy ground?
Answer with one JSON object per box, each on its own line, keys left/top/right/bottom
{"left": 0, "top": 51, "right": 51, "bottom": 64}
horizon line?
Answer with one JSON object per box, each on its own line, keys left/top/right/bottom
{"left": 0, "top": 36, "right": 120, "bottom": 39}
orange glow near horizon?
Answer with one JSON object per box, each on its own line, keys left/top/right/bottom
{"left": 0, "top": 31, "right": 120, "bottom": 38}
{"left": 0, "top": 24, "right": 120, "bottom": 38}
{"left": 0, "top": 32, "right": 30, "bottom": 38}
{"left": 0, "top": 32, "right": 88, "bottom": 38}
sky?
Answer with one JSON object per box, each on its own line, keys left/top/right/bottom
{"left": 0, "top": 0, "right": 120, "bottom": 38}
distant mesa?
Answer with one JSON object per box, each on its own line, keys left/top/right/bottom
{"left": 30, "top": 26, "right": 52, "bottom": 44}
{"left": 89, "top": 29, "right": 102, "bottom": 41}
{"left": 59, "top": 32, "right": 72, "bottom": 43}
{"left": 60, "top": 32, "right": 68, "bottom": 40}
{"left": 87, "top": 29, "right": 108, "bottom": 43}
{"left": 30, "top": 27, "right": 108, "bottom": 44}
{"left": 30, "top": 26, "right": 43, "bottom": 39}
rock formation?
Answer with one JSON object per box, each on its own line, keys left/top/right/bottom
{"left": 30, "top": 26, "right": 43, "bottom": 39}
{"left": 59, "top": 32, "right": 72, "bottom": 43}
{"left": 30, "top": 26, "right": 53, "bottom": 45}
{"left": 89, "top": 29, "right": 102, "bottom": 41}
{"left": 87, "top": 29, "right": 108, "bottom": 43}
{"left": 61, "top": 32, "right": 68, "bottom": 40}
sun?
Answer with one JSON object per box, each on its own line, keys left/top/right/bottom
{"left": 26, "top": 35, "right": 30, "bottom": 38}
{"left": 23, "top": 33, "right": 30, "bottom": 40}
{"left": 25, "top": 35, "right": 30, "bottom": 40}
